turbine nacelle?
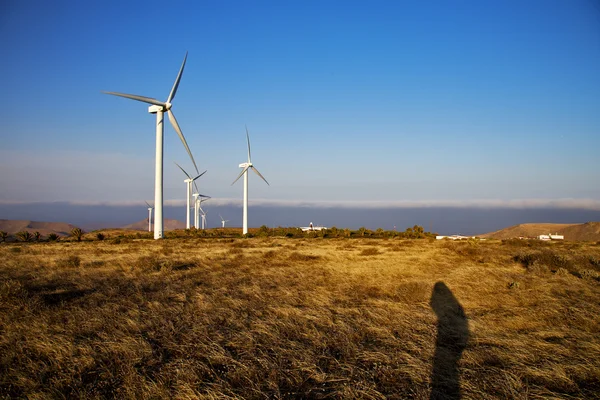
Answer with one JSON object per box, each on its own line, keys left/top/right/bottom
{"left": 148, "top": 104, "right": 164, "bottom": 113}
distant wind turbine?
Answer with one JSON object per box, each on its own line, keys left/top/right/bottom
{"left": 145, "top": 201, "right": 154, "bottom": 232}
{"left": 219, "top": 214, "right": 230, "bottom": 228}
{"left": 199, "top": 197, "right": 209, "bottom": 229}
{"left": 175, "top": 162, "right": 206, "bottom": 229}
{"left": 231, "top": 126, "right": 269, "bottom": 235}
{"left": 193, "top": 189, "right": 210, "bottom": 229}
{"left": 103, "top": 52, "right": 198, "bottom": 239}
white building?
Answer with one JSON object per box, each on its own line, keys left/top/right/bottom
{"left": 436, "top": 235, "right": 472, "bottom": 240}
{"left": 538, "top": 233, "right": 564, "bottom": 241}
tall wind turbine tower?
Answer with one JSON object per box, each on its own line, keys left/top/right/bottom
{"left": 175, "top": 162, "right": 206, "bottom": 229}
{"left": 145, "top": 201, "right": 154, "bottom": 232}
{"left": 192, "top": 193, "right": 200, "bottom": 229}
{"left": 231, "top": 126, "right": 269, "bottom": 235}
{"left": 104, "top": 52, "right": 198, "bottom": 239}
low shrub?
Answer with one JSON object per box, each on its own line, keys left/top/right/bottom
{"left": 513, "top": 250, "right": 570, "bottom": 272}
{"left": 15, "top": 231, "right": 33, "bottom": 242}
{"left": 70, "top": 228, "right": 84, "bottom": 242}
{"left": 56, "top": 255, "right": 81, "bottom": 268}
{"left": 360, "top": 247, "right": 380, "bottom": 256}
{"left": 288, "top": 252, "right": 321, "bottom": 262}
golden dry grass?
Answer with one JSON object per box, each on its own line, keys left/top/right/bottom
{"left": 1, "top": 237, "right": 599, "bottom": 399}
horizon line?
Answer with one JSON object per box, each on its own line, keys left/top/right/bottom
{"left": 1, "top": 198, "right": 600, "bottom": 210}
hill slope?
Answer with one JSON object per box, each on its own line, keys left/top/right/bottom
{"left": 481, "top": 222, "right": 600, "bottom": 241}
{"left": 0, "top": 219, "right": 79, "bottom": 236}
{"left": 560, "top": 222, "right": 600, "bottom": 242}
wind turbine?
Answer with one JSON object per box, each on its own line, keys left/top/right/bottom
{"left": 145, "top": 201, "right": 154, "bottom": 232}
{"left": 219, "top": 214, "right": 230, "bottom": 228}
{"left": 231, "top": 126, "right": 269, "bottom": 235}
{"left": 104, "top": 52, "right": 198, "bottom": 239}
{"left": 199, "top": 196, "right": 209, "bottom": 229}
{"left": 193, "top": 189, "right": 210, "bottom": 229}
{"left": 175, "top": 162, "right": 206, "bottom": 229}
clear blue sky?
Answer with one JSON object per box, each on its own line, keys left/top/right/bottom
{"left": 1, "top": 0, "right": 599, "bottom": 211}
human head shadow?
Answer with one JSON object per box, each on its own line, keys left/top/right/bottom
{"left": 430, "top": 282, "right": 469, "bottom": 400}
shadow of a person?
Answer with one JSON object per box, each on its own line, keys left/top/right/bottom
{"left": 430, "top": 282, "right": 469, "bottom": 400}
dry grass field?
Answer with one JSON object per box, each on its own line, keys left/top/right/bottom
{"left": 1, "top": 236, "right": 599, "bottom": 399}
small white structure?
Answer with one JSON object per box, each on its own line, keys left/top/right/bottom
{"left": 436, "top": 235, "right": 472, "bottom": 240}
{"left": 538, "top": 233, "right": 564, "bottom": 241}
{"left": 301, "top": 222, "right": 327, "bottom": 232}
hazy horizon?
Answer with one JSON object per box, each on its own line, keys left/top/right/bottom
{"left": 2, "top": 201, "right": 600, "bottom": 236}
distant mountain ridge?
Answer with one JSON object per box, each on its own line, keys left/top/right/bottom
{"left": 480, "top": 222, "right": 600, "bottom": 241}
{"left": 0, "top": 218, "right": 187, "bottom": 237}
{"left": 0, "top": 219, "right": 79, "bottom": 236}
{"left": 121, "top": 218, "right": 185, "bottom": 231}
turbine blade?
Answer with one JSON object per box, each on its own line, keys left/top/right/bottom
{"left": 219, "top": 214, "right": 224, "bottom": 220}
{"left": 192, "top": 170, "right": 207, "bottom": 181}
{"left": 199, "top": 194, "right": 211, "bottom": 198}
{"left": 174, "top": 162, "right": 192, "bottom": 180}
{"left": 245, "top": 125, "right": 251, "bottom": 163}
{"left": 168, "top": 109, "right": 200, "bottom": 175}
{"left": 145, "top": 201, "right": 151, "bottom": 208}
{"left": 193, "top": 181, "right": 199, "bottom": 194}
{"left": 231, "top": 166, "right": 249, "bottom": 185}
{"left": 251, "top": 166, "right": 270, "bottom": 186}
{"left": 103, "top": 91, "right": 165, "bottom": 107}
{"left": 167, "top": 52, "right": 188, "bottom": 104}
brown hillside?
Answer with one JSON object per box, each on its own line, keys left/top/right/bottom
{"left": 481, "top": 222, "right": 600, "bottom": 241}
{"left": 560, "top": 222, "right": 600, "bottom": 241}
{"left": 0, "top": 219, "right": 79, "bottom": 236}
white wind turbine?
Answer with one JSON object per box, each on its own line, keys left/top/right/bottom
{"left": 231, "top": 126, "right": 269, "bottom": 235}
{"left": 175, "top": 162, "right": 206, "bottom": 229}
{"left": 198, "top": 196, "right": 210, "bottom": 229}
{"left": 145, "top": 201, "right": 154, "bottom": 232}
{"left": 219, "top": 214, "right": 230, "bottom": 228}
{"left": 193, "top": 186, "right": 210, "bottom": 229}
{"left": 104, "top": 52, "right": 198, "bottom": 239}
